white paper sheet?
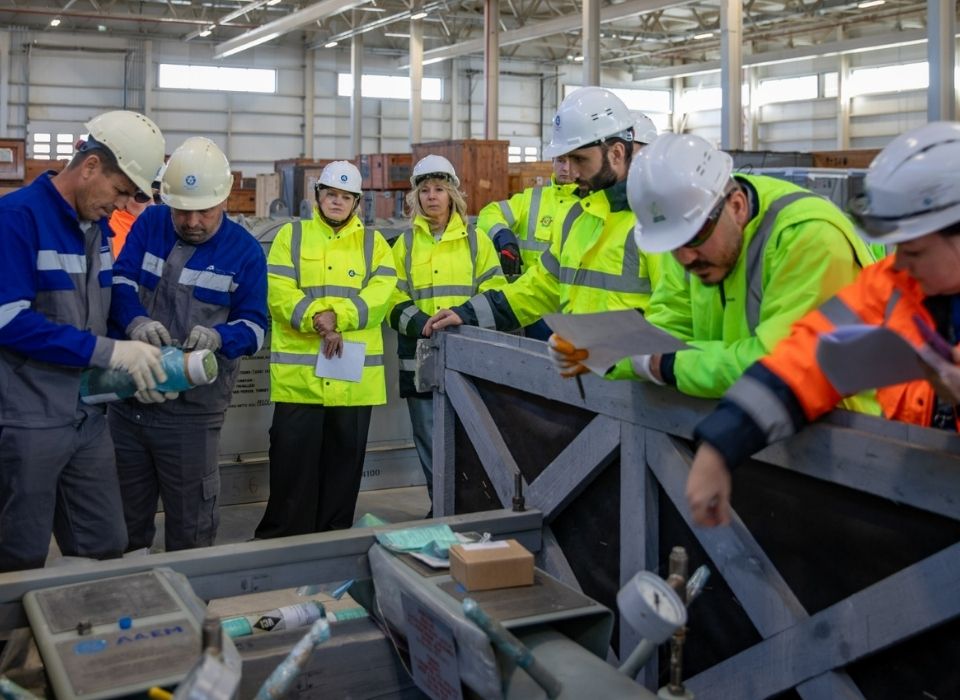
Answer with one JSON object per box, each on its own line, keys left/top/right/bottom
{"left": 544, "top": 309, "right": 689, "bottom": 374}
{"left": 314, "top": 340, "right": 366, "bottom": 382}
{"left": 815, "top": 325, "right": 929, "bottom": 395}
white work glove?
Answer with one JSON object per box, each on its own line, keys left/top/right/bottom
{"left": 185, "top": 325, "right": 222, "bottom": 352}
{"left": 130, "top": 319, "right": 173, "bottom": 348}
{"left": 134, "top": 388, "right": 181, "bottom": 404}
{"left": 109, "top": 340, "right": 165, "bottom": 392}
{"left": 547, "top": 334, "right": 589, "bottom": 377}
{"left": 629, "top": 354, "right": 666, "bottom": 386}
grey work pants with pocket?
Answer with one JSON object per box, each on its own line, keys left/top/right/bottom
{"left": 108, "top": 405, "right": 222, "bottom": 552}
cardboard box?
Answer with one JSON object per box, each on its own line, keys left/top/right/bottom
{"left": 449, "top": 539, "right": 534, "bottom": 591}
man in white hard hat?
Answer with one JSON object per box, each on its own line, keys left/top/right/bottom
{"left": 0, "top": 110, "right": 168, "bottom": 571}
{"left": 548, "top": 132, "right": 878, "bottom": 402}
{"left": 109, "top": 136, "right": 267, "bottom": 552}
{"left": 256, "top": 161, "right": 397, "bottom": 537}
{"left": 425, "top": 87, "right": 662, "bottom": 342}
{"left": 687, "top": 121, "right": 960, "bottom": 527}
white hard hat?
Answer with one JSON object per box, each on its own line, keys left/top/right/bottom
{"left": 317, "top": 160, "right": 362, "bottom": 195}
{"left": 543, "top": 87, "right": 635, "bottom": 159}
{"left": 411, "top": 154, "right": 460, "bottom": 188}
{"left": 634, "top": 113, "right": 658, "bottom": 146}
{"left": 848, "top": 121, "right": 960, "bottom": 244}
{"left": 84, "top": 110, "right": 165, "bottom": 196}
{"left": 628, "top": 132, "right": 733, "bottom": 253}
{"left": 160, "top": 137, "right": 233, "bottom": 210}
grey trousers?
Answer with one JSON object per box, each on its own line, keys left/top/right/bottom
{"left": 406, "top": 395, "right": 434, "bottom": 503}
{"left": 0, "top": 411, "right": 127, "bottom": 572}
{"left": 108, "top": 406, "right": 222, "bottom": 552}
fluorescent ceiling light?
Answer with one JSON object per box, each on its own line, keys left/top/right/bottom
{"left": 199, "top": 26, "right": 214, "bottom": 37}
{"left": 857, "top": 0, "right": 885, "bottom": 6}
{"left": 358, "top": 6, "right": 387, "bottom": 10}
{"left": 411, "top": 10, "right": 429, "bottom": 19}
{"left": 573, "top": 55, "right": 584, "bottom": 62}
{"left": 324, "top": 40, "right": 339, "bottom": 48}
{"left": 218, "top": 31, "right": 280, "bottom": 57}
{"left": 50, "top": 18, "right": 61, "bottom": 27}
{"left": 693, "top": 32, "right": 713, "bottom": 39}
{"left": 384, "top": 32, "right": 411, "bottom": 38}
{"left": 267, "top": 0, "right": 282, "bottom": 5}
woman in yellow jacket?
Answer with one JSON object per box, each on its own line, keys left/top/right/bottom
{"left": 388, "top": 155, "right": 506, "bottom": 512}
{"left": 256, "top": 161, "right": 397, "bottom": 537}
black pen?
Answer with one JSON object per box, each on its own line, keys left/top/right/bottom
{"left": 575, "top": 374, "right": 585, "bottom": 400}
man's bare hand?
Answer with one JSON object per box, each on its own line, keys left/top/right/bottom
{"left": 686, "top": 443, "right": 733, "bottom": 528}
{"left": 423, "top": 309, "right": 463, "bottom": 337}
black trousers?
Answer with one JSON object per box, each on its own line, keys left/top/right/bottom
{"left": 255, "top": 402, "right": 372, "bottom": 538}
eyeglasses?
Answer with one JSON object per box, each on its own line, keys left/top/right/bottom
{"left": 682, "top": 193, "right": 729, "bottom": 249}
{"left": 132, "top": 190, "right": 152, "bottom": 204}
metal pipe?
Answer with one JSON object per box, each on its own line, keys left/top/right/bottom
{"left": 483, "top": 0, "right": 499, "bottom": 140}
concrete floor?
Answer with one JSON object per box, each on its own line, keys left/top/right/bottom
{"left": 47, "top": 485, "right": 431, "bottom": 563}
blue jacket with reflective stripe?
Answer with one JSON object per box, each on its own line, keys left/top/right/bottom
{"left": 110, "top": 204, "right": 268, "bottom": 416}
{"left": 0, "top": 173, "right": 116, "bottom": 427}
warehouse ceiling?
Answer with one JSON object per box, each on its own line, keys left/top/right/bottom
{"left": 0, "top": 0, "right": 945, "bottom": 73}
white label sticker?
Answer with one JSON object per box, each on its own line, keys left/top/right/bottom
{"left": 460, "top": 541, "right": 511, "bottom": 552}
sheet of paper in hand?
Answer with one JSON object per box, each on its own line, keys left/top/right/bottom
{"left": 816, "top": 325, "right": 929, "bottom": 395}
{"left": 544, "top": 309, "right": 688, "bottom": 375}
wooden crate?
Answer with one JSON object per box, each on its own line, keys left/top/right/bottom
{"left": 372, "top": 153, "right": 413, "bottom": 190}
{"left": 301, "top": 168, "right": 324, "bottom": 205}
{"left": 357, "top": 154, "right": 374, "bottom": 189}
{"left": 227, "top": 188, "right": 255, "bottom": 214}
{"left": 255, "top": 173, "right": 281, "bottom": 218}
{"left": 362, "top": 190, "right": 405, "bottom": 224}
{"left": 0, "top": 139, "right": 25, "bottom": 182}
{"left": 508, "top": 161, "right": 554, "bottom": 194}
{"left": 811, "top": 149, "right": 880, "bottom": 169}
{"left": 412, "top": 139, "right": 509, "bottom": 215}
{"left": 24, "top": 158, "right": 66, "bottom": 184}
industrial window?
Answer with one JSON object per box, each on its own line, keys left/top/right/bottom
{"left": 681, "top": 86, "right": 722, "bottom": 113}
{"left": 823, "top": 72, "right": 839, "bottom": 99}
{"left": 158, "top": 63, "right": 277, "bottom": 93}
{"left": 337, "top": 74, "right": 442, "bottom": 101}
{"left": 848, "top": 61, "right": 928, "bottom": 96}
{"left": 30, "top": 131, "right": 74, "bottom": 160}
{"left": 507, "top": 145, "right": 540, "bottom": 164}
{"left": 756, "top": 75, "right": 818, "bottom": 105}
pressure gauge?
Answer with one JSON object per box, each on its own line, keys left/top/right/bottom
{"left": 617, "top": 571, "right": 687, "bottom": 644}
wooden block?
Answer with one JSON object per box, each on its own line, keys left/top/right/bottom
{"left": 227, "top": 189, "right": 256, "bottom": 214}
{"left": 0, "top": 138, "right": 25, "bottom": 182}
{"left": 25, "top": 158, "right": 65, "bottom": 184}
{"left": 811, "top": 149, "right": 880, "bottom": 169}
{"left": 231, "top": 170, "right": 242, "bottom": 190}
{"left": 412, "top": 140, "right": 509, "bottom": 215}
{"left": 255, "top": 173, "right": 281, "bottom": 217}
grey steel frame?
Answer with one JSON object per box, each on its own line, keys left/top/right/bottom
{"left": 428, "top": 325, "right": 960, "bottom": 699}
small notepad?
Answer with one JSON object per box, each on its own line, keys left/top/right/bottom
{"left": 315, "top": 341, "right": 366, "bottom": 382}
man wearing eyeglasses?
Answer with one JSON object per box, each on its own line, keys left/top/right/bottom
{"left": 0, "top": 110, "right": 168, "bottom": 571}
{"left": 551, "top": 132, "right": 877, "bottom": 401}
{"left": 109, "top": 137, "right": 267, "bottom": 553}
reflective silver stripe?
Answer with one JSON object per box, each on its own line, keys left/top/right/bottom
{"left": 487, "top": 223, "right": 512, "bottom": 240}
{"left": 559, "top": 267, "right": 651, "bottom": 294}
{"left": 498, "top": 199, "right": 516, "bottom": 227}
{"left": 744, "top": 191, "right": 818, "bottom": 332}
{"left": 302, "top": 285, "right": 360, "bottom": 299}
{"left": 0, "top": 300, "right": 29, "bottom": 330}
{"left": 520, "top": 238, "right": 551, "bottom": 253}
{"left": 403, "top": 230, "right": 415, "bottom": 294}
{"left": 268, "top": 264, "right": 297, "bottom": 279}
{"left": 290, "top": 220, "right": 303, "bottom": 285}
{"left": 884, "top": 288, "right": 901, "bottom": 321}
{"left": 229, "top": 318, "right": 266, "bottom": 351}
{"left": 527, "top": 186, "right": 544, "bottom": 240}
{"left": 37, "top": 250, "right": 86, "bottom": 273}
{"left": 99, "top": 251, "right": 113, "bottom": 272}
{"left": 362, "top": 229, "right": 375, "bottom": 286}
{"left": 475, "top": 264, "right": 501, "bottom": 287}
{"left": 400, "top": 358, "right": 418, "bottom": 371}
{"left": 397, "top": 278, "right": 412, "bottom": 295}
{"left": 354, "top": 295, "right": 369, "bottom": 329}
{"left": 142, "top": 252, "right": 164, "bottom": 277}
{"left": 466, "top": 225, "right": 478, "bottom": 284}
{"left": 819, "top": 295, "right": 861, "bottom": 327}
{"left": 179, "top": 268, "right": 236, "bottom": 293}
{"left": 271, "top": 351, "right": 383, "bottom": 367}
{"left": 412, "top": 284, "right": 474, "bottom": 300}
{"left": 472, "top": 293, "right": 497, "bottom": 329}
{"left": 291, "top": 296, "right": 312, "bottom": 329}
{"left": 372, "top": 265, "right": 396, "bottom": 277}
{"left": 560, "top": 203, "right": 583, "bottom": 247}
{"left": 399, "top": 304, "right": 421, "bottom": 335}
{"left": 113, "top": 275, "right": 139, "bottom": 291}
{"left": 621, "top": 219, "right": 641, "bottom": 282}
{"left": 540, "top": 250, "right": 560, "bottom": 277}
{"left": 726, "top": 374, "right": 796, "bottom": 442}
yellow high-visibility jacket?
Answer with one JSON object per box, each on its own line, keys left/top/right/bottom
{"left": 388, "top": 211, "right": 507, "bottom": 397}
{"left": 268, "top": 212, "right": 397, "bottom": 406}
{"left": 476, "top": 178, "right": 579, "bottom": 271}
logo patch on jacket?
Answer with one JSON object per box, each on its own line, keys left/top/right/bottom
{"left": 348, "top": 269, "right": 357, "bottom": 277}
{"left": 540, "top": 215, "right": 553, "bottom": 228}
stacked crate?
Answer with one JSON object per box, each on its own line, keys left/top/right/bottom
{"left": 411, "top": 140, "right": 509, "bottom": 216}
{"left": 507, "top": 161, "right": 554, "bottom": 196}
{"left": 359, "top": 153, "right": 412, "bottom": 226}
